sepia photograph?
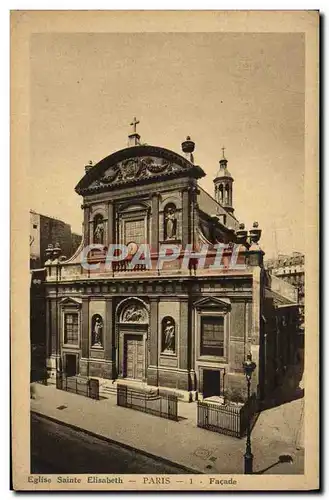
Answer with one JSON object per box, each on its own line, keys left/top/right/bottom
{"left": 11, "top": 10, "right": 319, "bottom": 491}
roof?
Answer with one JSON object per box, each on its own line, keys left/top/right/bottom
{"left": 265, "top": 288, "right": 298, "bottom": 307}
{"left": 197, "top": 187, "right": 239, "bottom": 230}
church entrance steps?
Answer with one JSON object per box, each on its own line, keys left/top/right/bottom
{"left": 89, "top": 377, "right": 196, "bottom": 402}
{"left": 44, "top": 374, "right": 196, "bottom": 402}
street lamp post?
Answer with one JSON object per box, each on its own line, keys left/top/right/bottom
{"left": 242, "top": 352, "right": 257, "bottom": 474}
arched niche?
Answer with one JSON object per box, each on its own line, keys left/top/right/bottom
{"left": 161, "top": 316, "right": 176, "bottom": 354}
{"left": 163, "top": 203, "right": 178, "bottom": 241}
{"left": 93, "top": 214, "right": 105, "bottom": 244}
{"left": 91, "top": 313, "right": 104, "bottom": 348}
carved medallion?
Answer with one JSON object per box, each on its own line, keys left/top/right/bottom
{"left": 121, "top": 159, "right": 142, "bottom": 180}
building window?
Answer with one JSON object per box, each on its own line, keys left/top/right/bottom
{"left": 64, "top": 313, "right": 79, "bottom": 345}
{"left": 124, "top": 219, "right": 145, "bottom": 245}
{"left": 201, "top": 316, "right": 224, "bottom": 357}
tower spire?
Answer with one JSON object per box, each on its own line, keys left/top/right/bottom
{"left": 213, "top": 148, "right": 234, "bottom": 214}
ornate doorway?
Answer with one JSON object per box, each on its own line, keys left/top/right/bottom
{"left": 116, "top": 298, "right": 149, "bottom": 382}
{"left": 124, "top": 334, "right": 144, "bottom": 380}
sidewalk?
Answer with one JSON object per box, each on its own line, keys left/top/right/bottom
{"left": 31, "top": 383, "right": 304, "bottom": 475}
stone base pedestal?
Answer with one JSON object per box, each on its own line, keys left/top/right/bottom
{"left": 225, "top": 372, "right": 248, "bottom": 402}
{"left": 46, "top": 355, "right": 60, "bottom": 381}
{"left": 147, "top": 366, "right": 195, "bottom": 394}
{"left": 80, "top": 358, "right": 114, "bottom": 379}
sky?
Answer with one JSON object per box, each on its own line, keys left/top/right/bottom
{"left": 30, "top": 32, "right": 305, "bottom": 259}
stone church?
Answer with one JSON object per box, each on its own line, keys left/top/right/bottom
{"left": 43, "top": 121, "right": 299, "bottom": 402}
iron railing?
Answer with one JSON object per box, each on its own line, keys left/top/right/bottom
{"left": 197, "top": 394, "right": 258, "bottom": 438}
{"left": 56, "top": 375, "right": 100, "bottom": 400}
{"left": 117, "top": 384, "right": 178, "bottom": 421}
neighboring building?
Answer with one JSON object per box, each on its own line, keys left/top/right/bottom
{"left": 265, "top": 252, "right": 305, "bottom": 304}
{"left": 30, "top": 210, "right": 82, "bottom": 269}
{"left": 30, "top": 212, "right": 82, "bottom": 380}
{"left": 42, "top": 125, "right": 299, "bottom": 402}
{"left": 265, "top": 252, "right": 304, "bottom": 337}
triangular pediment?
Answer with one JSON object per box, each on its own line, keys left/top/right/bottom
{"left": 75, "top": 145, "right": 205, "bottom": 195}
{"left": 59, "top": 297, "right": 82, "bottom": 307}
{"left": 193, "top": 296, "right": 231, "bottom": 310}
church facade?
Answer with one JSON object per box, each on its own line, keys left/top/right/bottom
{"left": 43, "top": 125, "right": 299, "bottom": 402}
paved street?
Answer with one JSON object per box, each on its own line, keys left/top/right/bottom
{"left": 31, "top": 383, "right": 304, "bottom": 475}
{"left": 31, "top": 413, "right": 191, "bottom": 474}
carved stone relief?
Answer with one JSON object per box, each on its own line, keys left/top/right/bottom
{"left": 120, "top": 303, "right": 148, "bottom": 324}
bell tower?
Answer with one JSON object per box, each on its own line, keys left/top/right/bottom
{"left": 213, "top": 147, "right": 234, "bottom": 214}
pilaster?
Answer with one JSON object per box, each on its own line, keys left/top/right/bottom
{"left": 105, "top": 297, "right": 114, "bottom": 360}
{"left": 149, "top": 297, "right": 159, "bottom": 366}
{"left": 179, "top": 298, "right": 189, "bottom": 371}
{"left": 81, "top": 298, "right": 89, "bottom": 358}
{"left": 181, "top": 187, "right": 190, "bottom": 246}
{"left": 82, "top": 204, "right": 90, "bottom": 246}
{"left": 151, "top": 193, "right": 159, "bottom": 254}
{"left": 107, "top": 201, "right": 114, "bottom": 246}
{"left": 50, "top": 299, "right": 57, "bottom": 355}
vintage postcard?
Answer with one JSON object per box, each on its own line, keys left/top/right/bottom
{"left": 11, "top": 10, "right": 319, "bottom": 491}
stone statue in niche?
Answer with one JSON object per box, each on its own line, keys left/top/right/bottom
{"left": 122, "top": 304, "right": 146, "bottom": 323}
{"left": 164, "top": 205, "right": 177, "bottom": 240}
{"left": 93, "top": 216, "right": 104, "bottom": 244}
{"left": 92, "top": 315, "right": 103, "bottom": 347}
{"left": 162, "top": 317, "right": 175, "bottom": 353}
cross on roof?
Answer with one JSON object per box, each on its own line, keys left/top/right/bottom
{"left": 221, "top": 146, "right": 226, "bottom": 159}
{"left": 130, "top": 117, "right": 140, "bottom": 134}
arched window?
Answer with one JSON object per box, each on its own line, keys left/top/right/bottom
{"left": 164, "top": 203, "right": 177, "bottom": 240}
{"left": 219, "top": 185, "right": 224, "bottom": 204}
{"left": 161, "top": 316, "right": 175, "bottom": 353}
{"left": 225, "top": 184, "right": 230, "bottom": 204}
{"left": 93, "top": 214, "right": 104, "bottom": 244}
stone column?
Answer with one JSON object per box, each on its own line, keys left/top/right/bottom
{"left": 107, "top": 201, "right": 114, "bottom": 246}
{"left": 182, "top": 187, "right": 190, "bottom": 246}
{"left": 151, "top": 193, "right": 159, "bottom": 254}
